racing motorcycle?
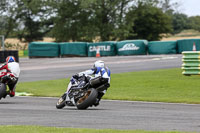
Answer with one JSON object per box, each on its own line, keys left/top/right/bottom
{"left": 56, "top": 74, "right": 110, "bottom": 110}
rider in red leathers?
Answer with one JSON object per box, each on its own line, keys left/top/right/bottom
{"left": 0, "top": 56, "right": 20, "bottom": 97}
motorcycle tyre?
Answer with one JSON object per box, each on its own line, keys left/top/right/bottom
{"left": 0, "top": 83, "right": 7, "bottom": 100}
{"left": 76, "top": 88, "right": 98, "bottom": 110}
{"left": 56, "top": 94, "right": 66, "bottom": 109}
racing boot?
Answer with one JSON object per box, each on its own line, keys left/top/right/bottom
{"left": 9, "top": 90, "right": 15, "bottom": 97}
{"left": 93, "top": 98, "right": 100, "bottom": 106}
{"left": 93, "top": 92, "right": 104, "bottom": 106}
{"left": 9, "top": 87, "right": 15, "bottom": 97}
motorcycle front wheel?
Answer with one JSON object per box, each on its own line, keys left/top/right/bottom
{"left": 76, "top": 88, "right": 98, "bottom": 110}
{"left": 56, "top": 93, "right": 66, "bottom": 109}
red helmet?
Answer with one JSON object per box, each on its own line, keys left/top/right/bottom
{"left": 6, "top": 56, "right": 16, "bottom": 63}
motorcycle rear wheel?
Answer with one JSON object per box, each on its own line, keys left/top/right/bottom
{"left": 0, "top": 83, "right": 7, "bottom": 100}
{"left": 56, "top": 93, "right": 66, "bottom": 109}
{"left": 76, "top": 88, "right": 98, "bottom": 110}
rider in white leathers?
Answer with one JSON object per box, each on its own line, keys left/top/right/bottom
{"left": 65, "top": 60, "right": 111, "bottom": 106}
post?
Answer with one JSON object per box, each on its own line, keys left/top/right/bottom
{"left": 0, "top": 35, "right": 5, "bottom": 50}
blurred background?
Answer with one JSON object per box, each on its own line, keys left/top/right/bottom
{"left": 0, "top": 0, "right": 200, "bottom": 60}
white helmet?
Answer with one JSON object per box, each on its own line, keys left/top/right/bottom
{"left": 94, "top": 60, "right": 105, "bottom": 68}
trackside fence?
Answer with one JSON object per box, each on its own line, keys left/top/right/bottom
{"left": 87, "top": 42, "right": 116, "bottom": 57}
{"left": 26, "top": 38, "right": 200, "bottom": 58}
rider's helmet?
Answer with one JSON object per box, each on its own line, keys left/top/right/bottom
{"left": 6, "top": 56, "right": 16, "bottom": 63}
{"left": 94, "top": 60, "right": 105, "bottom": 68}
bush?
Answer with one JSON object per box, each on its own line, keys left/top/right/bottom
{"left": 4, "top": 43, "right": 26, "bottom": 50}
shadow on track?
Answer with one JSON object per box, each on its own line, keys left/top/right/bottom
{"left": 61, "top": 107, "right": 108, "bottom": 111}
{"left": 0, "top": 101, "right": 17, "bottom": 104}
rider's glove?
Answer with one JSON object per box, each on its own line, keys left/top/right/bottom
{"left": 10, "top": 77, "right": 17, "bottom": 82}
{"left": 2, "top": 75, "right": 10, "bottom": 80}
{"left": 1, "top": 75, "right": 10, "bottom": 83}
{"left": 72, "top": 74, "right": 79, "bottom": 79}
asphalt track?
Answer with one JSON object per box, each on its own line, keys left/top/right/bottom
{"left": 2, "top": 55, "right": 200, "bottom": 132}
{"left": 19, "top": 54, "right": 182, "bottom": 82}
{"left": 1, "top": 97, "right": 200, "bottom": 132}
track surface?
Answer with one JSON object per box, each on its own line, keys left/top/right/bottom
{"left": 1, "top": 96, "right": 200, "bottom": 132}
{"left": 2, "top": 55, "right": 199, "bottom": 132}
{"left": 19, "top": 55, "right": 182, "bottom": 82}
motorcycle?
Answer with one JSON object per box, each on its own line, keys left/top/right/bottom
{"left": 56, "top": 75, "right": 110, "bottom": 110}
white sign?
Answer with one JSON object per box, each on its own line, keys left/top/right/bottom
{"left": 118, "top": 43, "right": 140, "bottom": 51}
{"left": 89, "top": 46, "right": 111, "bottom": 52}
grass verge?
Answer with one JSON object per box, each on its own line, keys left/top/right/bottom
{"left": 0, "top": 125, "right": 188, "bottom": 133}
{"left": 17, "top": 68, "right": 200, "bottom": 104}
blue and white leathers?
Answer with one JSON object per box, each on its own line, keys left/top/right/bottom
{"left": 79, "top": 67, "right": 111, "bottom": 84}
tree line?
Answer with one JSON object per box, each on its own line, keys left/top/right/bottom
{"left": 0, "top": 0, "right": 200, "bottom": 43}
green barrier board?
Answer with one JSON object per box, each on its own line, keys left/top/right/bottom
{"left": 148, "top": 41, "right": 177, "bottom": 54}
{"left": 182, "top": 51, "right": 200, "bottom": 75}
{"left": 18, "top": 50, "right": 24, "bottom": 57}
{"left": 178, "top": 39, "right": 200, "bottom": 54}
{"left": 183, "top": 55, "right": 200, "bottom": 59}
{"left": 60, "top": 42, "right": 87, "bottom": 57}
{"left": 87, "top": 42, "right": 116, "bottom": 57}
{"left": 182, "top": 63, "right": 200, "bottom": 67}
{"left": 28, "top": 42, "right": 59, "bottom": 57}
{"left": 24, "top": 50, "right": 28, "bottom": 56}
{"left": 182, "top": 51, "right": 200, "bottom": 55}
{"left": 116, "top": 40, "right": 147, "bottom": 55}
{"left": 182, "top": 71, "right": 200, "bottom": 75}
{"left": 120, "top": 40, "right": 148, "bottom": 45}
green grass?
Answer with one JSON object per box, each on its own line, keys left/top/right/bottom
{"left": 17, "top": 68, "right": 200, "bottom": 104}
{"left": 0, "top": 126, "right": 189, "bottom": 133}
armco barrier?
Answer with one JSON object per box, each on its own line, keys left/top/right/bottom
{"left": 60, "top": 42, "right": 87, "bottom": 57}
{"left": 177, "top": 39, "right": 200, "bottom": 54}
{"left": 116, "top": 40, "right": 147, "bottom": 56}
{"left": 28, "top": 42, "right": 60, "bottom": 58}
{"left": 182, "top": 51, "right": 200, "bottom": 75}
{"left": 0, "top": 50, "right": 19, "bottom": 63}
{"left": 87, "top": 42, "right": 116, "bottom": 57}
{"left": 0, "top": 51, "right": 4, "bottom": 63}
{"left": 148, "top": 41, "right": 177, "bottom": 54}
